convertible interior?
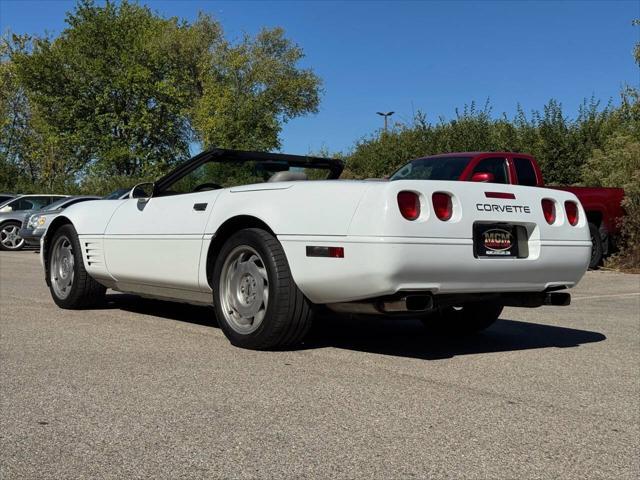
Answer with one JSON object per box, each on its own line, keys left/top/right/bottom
{"left": 142, "top": 149, "right": 343, "bottom": 198}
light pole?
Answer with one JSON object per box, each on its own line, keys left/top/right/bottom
{"left": 376, "top": 111, "right": 394, "bottom": 133}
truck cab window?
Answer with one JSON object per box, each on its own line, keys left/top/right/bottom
{"left": 514, "top": 157, "right": 538, "bottom": 186}
{"left": 471, "top": 157, "right": 509, "bottom": 184}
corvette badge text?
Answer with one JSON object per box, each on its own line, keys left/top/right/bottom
{"left": 476, "top": 204, "right": 531, "bottom": 214}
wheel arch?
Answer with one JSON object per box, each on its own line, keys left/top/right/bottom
{"left": 42, "top": 216, "right": 73, "bottom": 286}
{"left": 585, "top": 209, "right": 610, "bottom": 255}
{"left": 0, "top": 218, "right": 21, "bottom": 226}
{"left": 586, "top": 209, "right": 604, "bottom": 228}
{"left": 0, "top": 218, "right": 23, "bottom": 232}
{"left": 205, "top": 215, "right": 276, "bottom": 288}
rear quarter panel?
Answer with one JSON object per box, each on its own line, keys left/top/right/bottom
{"left": 205, "top": 181, "right": 373, "bottom": 235}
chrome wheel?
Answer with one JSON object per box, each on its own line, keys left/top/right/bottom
{"left": 219, "top": 245, "right": 269, "bottom": 334}
{"left": 0, "top": 223, "right": 24, "bottom": 250}
{"left": 50, "top": 235, "right": 75, "bottom": 300}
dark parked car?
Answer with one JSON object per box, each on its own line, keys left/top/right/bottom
{"left": 0, "top": 195, "right": 68, "bottom": 251}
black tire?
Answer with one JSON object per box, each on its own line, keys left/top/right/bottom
{"left": 0, "top": 221, "right": 26, "bottom": 251}
{"left": 588, "top": 222, "right": 603, "bottom": 269}
{"left": 212, "top": 228, "right": 313, "bottom": 350}
{"left": 420, "top": 300, "right": 503, "bottom": 334}
{"left": 48, "top": 224, "right": 106, "bottom": 309}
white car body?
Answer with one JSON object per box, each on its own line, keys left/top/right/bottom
{"left": 41, "top": 176, "right": 591, "bottom": 308}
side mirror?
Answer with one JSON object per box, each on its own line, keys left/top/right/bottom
{"left": 471, "top": 172, "right": 495, "bottom": 183}
{"left": 0, "top": 205, "right": 12, "bottom": 213}
{"left": 129, "top": 182, "right": 155, "bottom": 201}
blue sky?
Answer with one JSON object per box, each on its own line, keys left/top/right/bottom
{"left": 1, "top": 0, "right": 639, "bottom": 155}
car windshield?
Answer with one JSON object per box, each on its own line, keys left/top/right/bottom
{"left": 390, "top": 156, "right": 472, "bottom": 181}
{"left": 44, "top": 198, "right": 73, "bottom": 211}
{"left": 103, "top": 188, "right": 130, "bottom": 200}
{"left": 5, "top": 196, "right": 52, "bottom": 211}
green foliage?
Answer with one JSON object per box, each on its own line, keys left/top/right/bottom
{"left": 0, "top": 0, "right": 320, "bottom": 194}
{"left": 0, "top": 34, "right": 41, "bottom": 191}
{"left": 343, "top": 98, "right": 615, "bottom": 185}
{"left": 584, "top": 134, "right": 640, "bottom": 270}
{"left": 193, "top": 28, "right": 321, "bottom": 151}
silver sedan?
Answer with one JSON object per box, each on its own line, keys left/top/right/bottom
{"left": 0, "top": 195, "right": 68, "bottom": 251}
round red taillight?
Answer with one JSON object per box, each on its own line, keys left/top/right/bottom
{"left": 541, "top": 199, "right": 556, "bottom": 224}
{"left": 397, "top": 191, "right": 420, "bottom": 220}
{"left": 432, "top": 192, "right": 453, "bottom": 221}
{"left": 565, "top": 201, "right": 579, "bottom": 226}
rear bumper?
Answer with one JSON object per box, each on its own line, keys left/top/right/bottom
{"left": 280, "top": 235, "right": 591, "bottom": 304}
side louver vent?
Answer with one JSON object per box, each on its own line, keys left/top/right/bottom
{"left": 83, "top": 242, "right": 104, "bottom": 267}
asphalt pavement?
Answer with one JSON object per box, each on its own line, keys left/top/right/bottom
{"left": 1, "top": 250, "right": 639, "bottom": 479}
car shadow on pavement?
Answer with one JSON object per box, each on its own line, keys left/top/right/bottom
{"left": 304, "top": 315, "right": 607, "bottom": 360}
{"left": 103, "top": 293, "right": 220, "bottom": 328}
{"left": 105, "top": 293, "right": 606, "bottom": 360}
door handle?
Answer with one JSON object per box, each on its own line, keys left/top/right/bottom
{"left": 193, "top": 203, "right": 208, "bottom": 211}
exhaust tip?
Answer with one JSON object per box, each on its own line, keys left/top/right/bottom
{"left": 381, "top": 294, "right": 433, "bottom": 313}
{"left": 544, "top": 292, "right": 571, "bottom": 306}
{"left": 406, "top": 295, "right": 433, "bottom": 311}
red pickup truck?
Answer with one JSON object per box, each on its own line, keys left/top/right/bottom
{"left": 389, "top": 152, "right": 625, "bottom": 268}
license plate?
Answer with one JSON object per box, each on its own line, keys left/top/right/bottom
{"left": 473, "top": 223, "right": 520, "bottom": 258}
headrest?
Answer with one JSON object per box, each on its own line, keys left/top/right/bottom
{"left": 267, "top": 171, "right": 308, "bottom": 182}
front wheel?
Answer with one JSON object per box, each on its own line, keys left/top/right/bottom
{"left": 212, "top": 228, "right": 313, "bottom": 350}
{"left": 0, "top": 221, "right": 25, "bottom": 251}
{"left": 48, "top": 224, "right": 106, "bottom": 308}
{"left": 420, "top": 301, "right": 503, "bottom": 334}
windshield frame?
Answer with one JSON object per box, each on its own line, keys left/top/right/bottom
{"left": 154, "top": 148, "right": 344, "bottom": 196}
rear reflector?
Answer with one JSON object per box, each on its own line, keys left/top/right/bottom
{"left": 397, "top": 191, "right": 420, "bottom": 220}
{"left": 541, "top": 199, "right": 556, "bottom": 224}
{"left": 565, "top": 201, "right": 579, "bottom": 226}
{"left": 306, "top": 246, "right": 344, "bottom": 258}
{"left": 485, "top": 192, "right": 516, "bottom": 199}
{"left": 432, "top": 192, "right": 453, "bottom": 221}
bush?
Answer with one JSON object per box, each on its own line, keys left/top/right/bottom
{"left": 582, "top": 133, "right": 640, "bottom": 271}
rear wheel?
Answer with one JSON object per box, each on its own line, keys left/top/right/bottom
{"left": 0, "top": 221, "right": 25, "bottom": 251}
{"left": 48, "top": 224, "right": 106, "bottom": 308}
{"left": 212, "top": 228, "right": 313, "bottom": 350}
{"left": 420, "top": 300, "right": 503, "bottom": 334}
{"left": 588, "top": 222, "right": 603, "bottom": 269}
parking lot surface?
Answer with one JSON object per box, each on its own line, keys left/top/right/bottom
{"left": 1, "top": 250, "right": 639, "bottom": 479}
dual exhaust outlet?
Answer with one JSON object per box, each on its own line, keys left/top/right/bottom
{"left": 327, "top": 294, "right": 434, "bottom": 315}
{"left": 327, "top": 291, "right": 571, "bottom": 315}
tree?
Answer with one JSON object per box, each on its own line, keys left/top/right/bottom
{"left": 193, "top": 27, "right": 321, "bottom": 151}
{"left": 0, "top": 35, "right": 36, "bottom": 190}
{"left": 11, "top": 1, "right": 207, "bottom": 182}
{"left": 3, "top": 0, "right": 321, "bottom": 193}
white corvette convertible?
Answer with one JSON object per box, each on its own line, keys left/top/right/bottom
{"left": 41, "top": 149, "right": 591, "bottom": 349}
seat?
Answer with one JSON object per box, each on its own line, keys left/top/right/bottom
{"left": 267, "top": 171, "right": 308, "bottom": 182}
